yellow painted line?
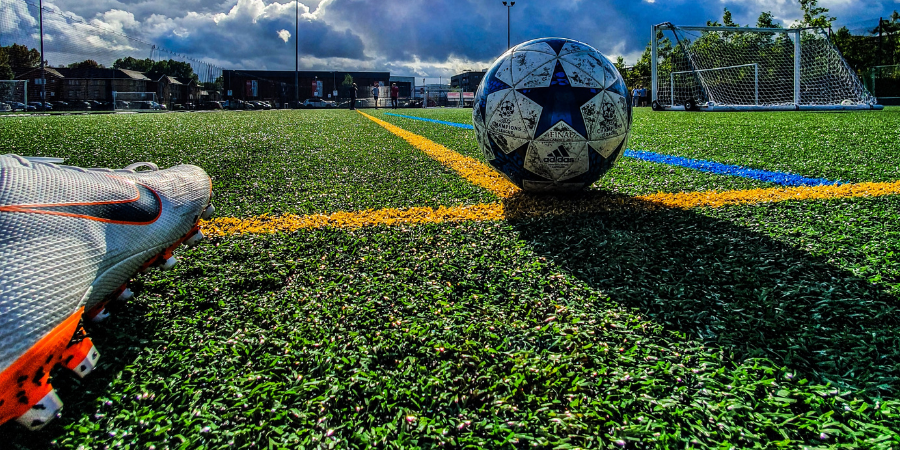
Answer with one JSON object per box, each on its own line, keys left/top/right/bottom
{"left": 201, "top": 179, "right": 900, "bottom": 236}
{"left": 201, "top": 204, "right": 506, "bottom": 236}
{"left": 358, "top": 110, "right": 518, "bottom": 198}
{"left": 198, "top": 115, "right": 900, "bottom": 236}
{"left": 639, "top": 180, "right": 900, "bottom": 209}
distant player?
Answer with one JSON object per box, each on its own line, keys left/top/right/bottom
{"left": 632, "top": 85, "right": 641, "bottom": 107}
{"left": 373, "top": 82, "right": 380, "bottom": 109}
{"left": 390, "top": 83, "right": 399, "bottom": 109}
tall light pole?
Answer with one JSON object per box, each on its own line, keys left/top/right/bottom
{"left": 502, "top": 1, "right": 515, "bottom": 50}
{"left": 294, "top": 0, "right": 299, "bottom": 104}
{"left": 39, "top": 0, "right": 46, "bottom": 110}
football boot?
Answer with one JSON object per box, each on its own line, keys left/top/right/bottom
{"left": 0, "top": 154, "right": 214, "bottom": 430}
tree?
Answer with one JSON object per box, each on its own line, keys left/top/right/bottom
{"left": 0, "top": 44, "right": 42, "bottom": 68}
{"left": 794, "top": 0, "right": 834, "bottom": 29}
{"left": 706, "top": 8, "right": 737, "bottom": 27}
{"left": 0, "top": 51, "right": 13, "bottom": 98}
{"left": 68, "top": 59, "right": 102, "bottom": 69}
{"left": 341, "top": 73, "right": 354, "bottom": 95}
{"left": 113, "top": 56, "right": 154, "bottom": 72}
{"left": 113, "top": 57, "right": 199, "bottom": 82}
{"left": 756, "top": 11, "right": 782, "bottom": 29}
{"left": 0, "top": 61, "right": 13, "bottom": 98}
{"left": 201, "top": 75, "right": 224, "bottom": 92}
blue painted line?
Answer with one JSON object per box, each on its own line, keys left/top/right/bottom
{"left": 384, "top": 113, "right": 475, "bottom": 129}
{"left": 623, "top": 150, "right": 841, "bottom": 186}
{"left": 382, "top": 113, "right": 841, "bottom": 187}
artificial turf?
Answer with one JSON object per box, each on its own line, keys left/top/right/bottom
{"left": 0, "top": 107, "right": 898, "bottom": 448}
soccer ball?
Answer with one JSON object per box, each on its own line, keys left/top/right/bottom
{"left": 472, "top": 37, "right": 631, "bottom": 192}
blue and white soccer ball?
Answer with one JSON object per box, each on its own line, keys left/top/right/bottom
{"left": 472, "top": 37, "right": 632, "bottom": 192}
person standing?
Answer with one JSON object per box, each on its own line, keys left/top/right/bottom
{"left": 639, "top": 85, "right": 648, "bottom": 107}
{"left": 372, "top": 82, "right": 380, "bottom": 109}
{"left": 349, "top": 83, "right": 358, "bottom": 110}
{"left": 390, "top": 83, "right": 399, "bottom": 109}
{"left": 631, "top": 85, "right": 641, "bottom": 107}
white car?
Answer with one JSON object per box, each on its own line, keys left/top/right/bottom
{"left": 302, "top": 98, "right": 335, "bottom": 108}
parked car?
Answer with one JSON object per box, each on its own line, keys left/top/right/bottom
{"left": 114, "top": 100, "right": 130, "bottom": 109}
{"left": 336, "top": 99, "right": 369, "bottom": 109}
{"left": 224, "top": 99, "right": 248, "bottom": 110}
{"left": 203, "top": 101, "right": 223, "bottom": 110}
{"left": 0, "top": 102, "right": 11, "bottom": 112}
{"left": 28, "top": 101, "right": 52, "bottom": 111}
{"left": 64, "top": 101, "right": 90, "bottom": 110}
{"left": 302, "top": 98, "right": 336, "bottom": 108}
{"left": 407, "top": 99, "right": 437, "bottom": 108}
{"left": 133, "top": 101, "right": 164, "bottom": 110}
{"left": 9, "top": 102, "right": 35, "bottom": 111}
{"left": 50, "top": 101, "right": 70, "bottom": 110}
{"left": 86, "top": 100, "right": 110, "bottom": 110}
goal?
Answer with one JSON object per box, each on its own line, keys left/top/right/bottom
{"left": 650, "top": 23, "right": 881, "bottom": 111}
{"left": 112, "top": 91, "right": 159, "bottom": 110}
{"left": 0, "top": 80, "right": 28, "bottom": 109}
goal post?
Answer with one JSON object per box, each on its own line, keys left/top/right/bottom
{"left": 111, "top": 91, "right": 158, "bottom": 110}
{"left": 650, "top": 23, "right": 881, "bottom": 111}
{"left": 0, "top": 80, "right": 28, "bottom": 109}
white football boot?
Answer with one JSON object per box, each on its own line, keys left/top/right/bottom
{"left": 0, "top": 154, "right": 213, "bottom": 430}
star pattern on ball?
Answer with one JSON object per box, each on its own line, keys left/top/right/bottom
{"left": 516, "top": 59, "right": 602, "bottom": 139}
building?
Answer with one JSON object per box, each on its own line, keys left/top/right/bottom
{"left": 13, "top": 67, "right": 155, "bottom": 103}
{"left": 222, "top": 70, "right": 391, "bottom": 106}
{"left": 451, "top": 70, "right": 487, "bottom": 93}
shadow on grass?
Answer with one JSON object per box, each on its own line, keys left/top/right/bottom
{"left": 0, "top": 292, "right": 165, "bottom": 447}
{"left": 504, "top": 190, "right": 900, "bottom": 395}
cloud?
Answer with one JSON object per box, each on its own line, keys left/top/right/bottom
{"left": 5, "top": 0, "right": 899, "bottom": 78}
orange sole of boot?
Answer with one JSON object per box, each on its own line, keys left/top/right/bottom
{"left": 2, "top": 205, "right": 211, "bottom": 428}
{"left": 0, "top": 306, "right": 98, "bottom": 428}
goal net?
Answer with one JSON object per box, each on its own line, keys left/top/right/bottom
{"left": 651, "top": 23, "right": 880, "bottom": 111}
{"left": 0, "top": 80, "right": 28, "bottom": 108}
{"left": 112, "top": 91, "right": 158, "bottom": 109}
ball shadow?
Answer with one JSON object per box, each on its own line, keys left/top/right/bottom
{"left": 503, "top": 190, "right": 900, "bottom": 395}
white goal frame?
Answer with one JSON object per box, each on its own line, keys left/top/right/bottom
{"left": 0, "top": 80, "right": 28, "bottom": 108}
{"left": 111, "top": 91, "right": 158, "bottom": 110}
{"left": 650, "top": 23, "right": 881, "bottom": 111}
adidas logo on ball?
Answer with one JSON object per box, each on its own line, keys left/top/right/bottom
{"left": 544, "top": 146, "right": 574, "bottom": 163}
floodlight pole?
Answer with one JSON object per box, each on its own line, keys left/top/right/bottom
{"left": 39, "top": 0, "right": 46, "bottom": 111}
{"left": 294, "top": 0, "right": 299, "bottom": 103}
{"left": 502, "top": 1, "right": 515, "bottom": 50}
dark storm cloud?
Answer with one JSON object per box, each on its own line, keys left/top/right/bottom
{"left": 13, "top": 0, "right": 900, "bottom": 75}
{"left": 319, "top": 0, "right": 765, "bottom": 65}
{"left": 153, "top": 10, "right": 365, "bottom": 69}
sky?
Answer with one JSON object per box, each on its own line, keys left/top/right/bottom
{"left": 4, "top": 0, "right": 899, "bottom": 82}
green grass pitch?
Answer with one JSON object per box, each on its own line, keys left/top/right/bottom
{"left": 0, "top": 108, "right": 898, "bottom": 448}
